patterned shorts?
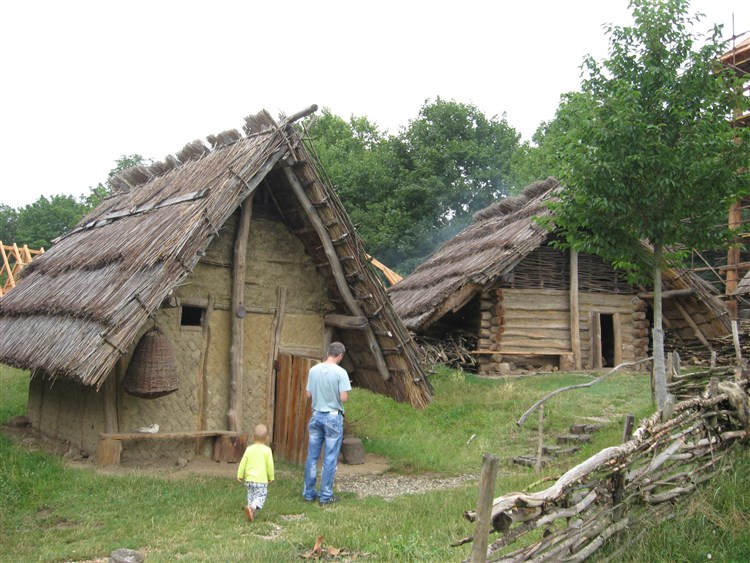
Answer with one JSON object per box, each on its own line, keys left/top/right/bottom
{"left": 245, "top": 481, "right": 268, "bottom": 509}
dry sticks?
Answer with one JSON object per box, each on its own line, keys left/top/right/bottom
{"left": 460, "top": 366, "right": 750, "bottom": 562}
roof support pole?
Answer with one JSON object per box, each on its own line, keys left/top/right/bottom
{"left": 228, "top": 194, "right": 254, "bottom": 432}
{"left": 283, "top": 165, "right": 391, "bottom": 381}
{"left": 673, "top": 299, "right": 713, "bottom": 353}
{"left": 569, "top": 250, "right": 582, "bottom": 370}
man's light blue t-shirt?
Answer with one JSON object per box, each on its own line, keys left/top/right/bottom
{"left": 306, "top": 362, "right": 351, "bottom": 413}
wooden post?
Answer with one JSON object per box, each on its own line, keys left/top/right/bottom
{"left": 265, "top": 286, "right": 287, "bottom": 442}
{"left": 731, "top": 320, "right": 742, "bottom": 366}
{"left": 103, "top": 365, "right": 119, "bottom": 434}
{"left": 612, "top": 414, "right": 635, "bottom": 519}
{"left": 569, "top": 250, "right": 581, "bottom": 370}
{"left": 196, "top": 295, "right": 214, "bottom": 452}
{"left": 229, "top": 195, "right": 254, "bottom": 432}
{"left": 471, "top": 454, "right": 500, "bottom": 563}
{"left": 673, "top": 300, "right": 712, "bottom": 353}
{"left": 534, "top": 405, "right": 545, "bottom": 473}
{"left": 283, "top": 165, "right": 391, "bottom": 381}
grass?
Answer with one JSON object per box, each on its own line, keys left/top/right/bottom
{"left": 0, "top": 364, "right": 747, "bottom": 562}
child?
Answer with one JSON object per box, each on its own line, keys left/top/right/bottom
{"left": 237, "top": 423, "right": 275, "bottom": 522}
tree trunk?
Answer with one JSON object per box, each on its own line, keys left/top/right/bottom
{"left": 652, "top": 244, "right": 668, "bottom": 410}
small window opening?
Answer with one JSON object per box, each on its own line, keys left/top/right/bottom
{"left": 181, "top": 306, "right": 205, "bottom": 327}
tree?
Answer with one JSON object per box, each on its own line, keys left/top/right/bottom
{"left": 395, "top": 98, "right": 521, "bottom": 232}
{"left": 548, "top": 0, "right": 750, "bottom": 408}
{"left": 310, "top": 101, "right": 522, "bottom": 273}
{"left": 15, "top": 195, "right": 89, "bottom": 249}
{"left": 82, "top": 154, "right": 147, "bottom": 210}
{"left": 0, "top": 204, "right": 18, "bottom": 244}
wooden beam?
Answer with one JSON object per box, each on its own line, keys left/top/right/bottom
{"left": 637, "top": 288, "right": 696, "bottom": 299}
{"left": 228, "top": 195, "right": 254, "bottom": 432}
{"left": 673, "top": 300, "right": 713, "bottom": 352}
{"left": 324, "top": 314, "right": 369, "bottom": 329}
{"left": 103, "top": 364, "right": 119, "bottom": 434}
{"left": 283, "top": 166, "right": 391, "bottom": 381}
{"left": 196, "top": 294, "right": 214, "bottom": 451}
{"left": 265, "top": 286, "right": 287, "bottom": 443}
{"left": 569, "top": 250, "right": 581, "bottom": 370}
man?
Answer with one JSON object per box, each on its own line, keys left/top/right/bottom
{"left": 302, "top": 341, "right": 351, "bottom": 505}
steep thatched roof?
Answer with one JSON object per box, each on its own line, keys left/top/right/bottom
{"left": 733, "top": 269, "right": 750, "bottom": 296}
{"left": 0, "top": 108, "right": 431, "bottom": 408}
{"left": 390, "top": 178, "right": 730, "bottom": 342}
{"left": 389, "top": 178, "right": 560, "bottom": 331}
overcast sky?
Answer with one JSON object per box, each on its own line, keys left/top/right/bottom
{"left": 1, "top": 0, "right": 747, "bottom": 210}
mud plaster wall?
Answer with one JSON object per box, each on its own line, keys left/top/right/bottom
{"left": 115, "top": 214, "right": 329, "bottom": 460}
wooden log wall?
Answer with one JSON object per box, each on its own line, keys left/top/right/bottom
{"left": 478, "top": 288, "right": 649, "bottom": 375}
{"left": 459, "top": 369, "right": 750, "bottom": 561}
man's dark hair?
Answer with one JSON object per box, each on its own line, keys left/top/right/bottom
{"left": 328, "top": 342, "right": 346, "bottom": 357}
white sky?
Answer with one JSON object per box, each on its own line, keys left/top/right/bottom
{"left": 1, "top": 0, "right": 747, "bottom": 209}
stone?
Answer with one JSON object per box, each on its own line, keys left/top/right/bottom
{"left": 109, "top": 548, "right": 145, "bottom": 563}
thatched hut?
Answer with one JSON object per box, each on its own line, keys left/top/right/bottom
{"left": 389, "top": 178, "right": 731, "bottom": 375}
{"left": 0, "top": 107, "right": 431, "bottom": 465}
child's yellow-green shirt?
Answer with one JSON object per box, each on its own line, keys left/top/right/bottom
{"left": 237, "top": 443, "right": 274, "bottom": 483}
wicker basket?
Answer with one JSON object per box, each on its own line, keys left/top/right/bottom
{"left": 122, "top": 327, "right": 179, "bottom": 399}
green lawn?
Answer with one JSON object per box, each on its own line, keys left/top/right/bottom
{"left": 1, "top": 364, "right": 747, "bottom": 562}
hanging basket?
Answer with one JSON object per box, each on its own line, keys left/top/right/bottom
{"left": 122, "top": 327, "right": 179, "bottom": 399}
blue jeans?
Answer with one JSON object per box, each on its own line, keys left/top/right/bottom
{"left": 303, "top": 411, "right": 344, "bottom": 503}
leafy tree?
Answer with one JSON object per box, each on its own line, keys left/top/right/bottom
{"left": 15, "top": 195, "right": 89, "bottom": 249}
{"left": 83, "top": 154, "right": 147, "bottom": 210}
{"left": 0, "top": 204, "right": 18, "bottom": 244}
{"left": 547, "top": 0, "right": 750, "bottom": 408}
{"left": 395, "top": 98, "right": 521, "bottom": 230}
{"left": 310, "top": 102, "right": 522, "bottom": 273}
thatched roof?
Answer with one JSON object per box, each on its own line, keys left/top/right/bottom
{"left": 733, "top": 269, "right": 750, "bottom": 296}
{"left": 390, "top": 178, "right": 730, "bottom": 341}
{"left": 0, "top": 108, "right": 431, "bottom": 408}
{"left": 389, "top": 178, "right": 560, "bottom": 331}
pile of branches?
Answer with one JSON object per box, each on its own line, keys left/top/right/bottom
{"left": 415, "top": 331, "right": 478, "bottom": 371}
{"left": 669, "top": 320, "right": 750, "bottom": 367}
{"left": 459, "top": 366, "right": 750, "bottom": 562}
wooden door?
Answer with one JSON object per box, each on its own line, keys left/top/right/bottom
{"left": 273, "top": 354, "right": 317, "bottom": 464}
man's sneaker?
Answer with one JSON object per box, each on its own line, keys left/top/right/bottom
{"left": 244, "top": 506, "right": 254, "bottom": 521}
{"left": 319, "top": 496, "right": 340, "bottom": 506}
{"left": 303, "top": 496, "right": 318, "bottom": 503}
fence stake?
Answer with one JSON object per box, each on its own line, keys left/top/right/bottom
{"left": 534, "top": 404, "right": 545, "bottom": 473}
{"left": 471, "top": 454, "right": 500, "bottom": 563}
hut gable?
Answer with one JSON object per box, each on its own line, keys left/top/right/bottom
{"left": 389, "top": 178, "right": 560, "bottom": 332}
{"left": 390, "top": 178, "right": 730, "bottom": 373}
{"left": 0, "top": 108, "right": 430, "bottom": 410}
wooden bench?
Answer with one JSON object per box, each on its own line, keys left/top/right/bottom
{"left": 97, "top": 430, "right": 247, "bottom": 466}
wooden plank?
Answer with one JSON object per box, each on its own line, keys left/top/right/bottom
{"left": 498, "top": 346, "right": 571, "bottom": 355}
{"left": 500, "top": 331, "right": 572, "bottom": 342}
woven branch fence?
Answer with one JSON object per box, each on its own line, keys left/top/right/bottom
{"left": 460, "top": 367, "right": 750, "bottom": 562}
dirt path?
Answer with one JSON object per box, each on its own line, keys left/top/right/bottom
{"left": 4, "top": 425, "right": 476, "bottom": 500}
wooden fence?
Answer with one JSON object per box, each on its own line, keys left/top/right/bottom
{"left": 460, "top": 365, "right": 750, "bottom": 562}
{"left": 0, "top": 242, "right": 44, "bottom": 296}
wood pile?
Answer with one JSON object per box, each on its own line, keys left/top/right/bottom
{"left": 415, "top": 331, "right": 479, "bottom": 371}
{"left": 458, "top": 365, "right": 750, "bottom": 562}
{"left": 669, "top": 319, "right": 750, "bottom": 366}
